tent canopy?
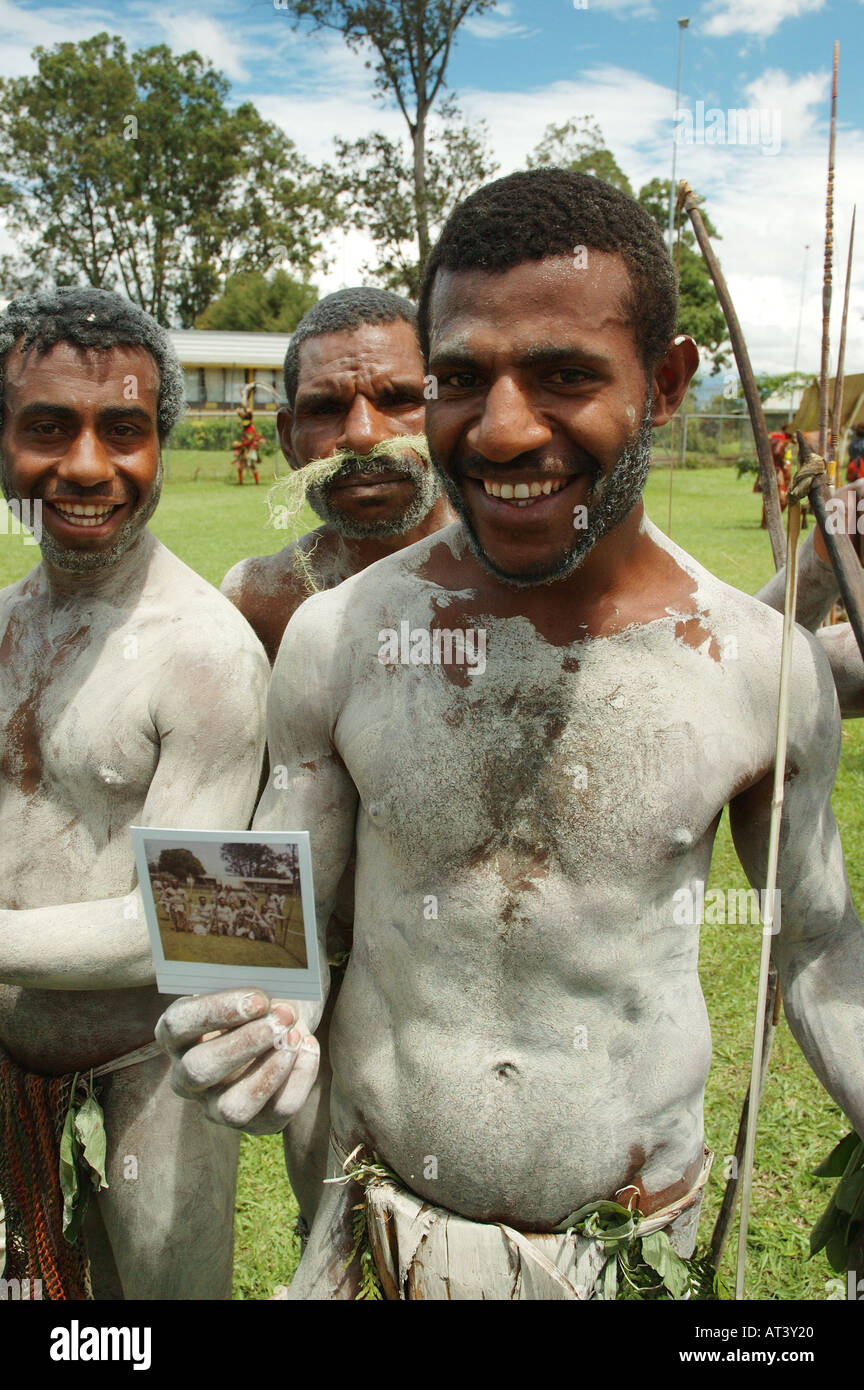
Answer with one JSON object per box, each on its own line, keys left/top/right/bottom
{"left": 793, "top": 373, "right": 864, "bottom": 451}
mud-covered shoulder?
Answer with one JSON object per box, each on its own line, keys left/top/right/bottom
{"left": 0, "top": 565, "right": 43, "bottom": 616}
{"left": 289, "top": 522, "right": 464, "bottom": 632}
{"left": 144, "top": 539, "right": 269, "bottom": 666}
{"left": 649, "top": 520, "right": 839, "bottom": 758}
{"left": 221, "top": 546, "right": 299, "bottom": 604}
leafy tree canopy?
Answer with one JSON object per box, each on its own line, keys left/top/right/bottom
{"left": 196, "top": 270, "right": 318, "bottom": 332}
{"left": 328, "top": 98, "right": 497, "bottom": 296}
{"left": 0, "top": 32, "right": 332, "bottom": 325}
{"left": 158, "top": 848, "right": 206, "bottom": 880}
{"left": 527, "top": 117, "right": 633, "bottom": 196}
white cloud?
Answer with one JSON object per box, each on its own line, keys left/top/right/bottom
{"left": 589, "top": 0, "right": 658, "bottom": 18}
{"left": 155, "top": 12, "right": 248, "bottom": 82}
{"left": 0, "top": 0, "right": 114, "bottom": 76}
{"left": 702, "top": 0, "right": 825, "bottom": 39}
{"left": 464, "top": 1, "right": 534, "bottom": 39}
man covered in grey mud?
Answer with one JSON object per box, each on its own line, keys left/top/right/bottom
{"left": 158, "top": 170, "right": 864, "bottom": 1300}
{"left": 756, "top": 482, "right": 864, "bottom": 716}
{"left": 222, "top": 289, "right": 454, "bottom": 1229}
{"left": 0, "top": 288, "right": 269, "bottom": 1299}
{"left": 221, "top": 288, "right": 453, "bottom": 664}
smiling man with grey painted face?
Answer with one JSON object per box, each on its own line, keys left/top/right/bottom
{"left": 159, "top": 170, "right": 864, "bottom": 1301}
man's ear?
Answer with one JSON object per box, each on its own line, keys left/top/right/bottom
{"left": 277, "top": 407, "right": 299, "bottom": 470}
{"left": 651, "top": 335, "right": 700, "bottom": 427}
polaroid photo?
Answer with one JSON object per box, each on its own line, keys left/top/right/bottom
{"left": 130, "top": 827, "right": 322, "bottom": 999}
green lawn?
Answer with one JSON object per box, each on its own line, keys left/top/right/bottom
{"left": 1, "top": 458, "right": 857, "bottom": 1301}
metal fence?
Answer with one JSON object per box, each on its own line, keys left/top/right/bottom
{"left": 653, "top": 412, "right": 759, "bottom": 469}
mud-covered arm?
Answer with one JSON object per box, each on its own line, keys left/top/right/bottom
{"left": 157, "top": 594, "right": 360, "bottom": 1132}
{"left": 0, "top": 641, "right": 269, "bottom": 989}
{"left": 755, "top": 531, "right": 839, "bottom": 631}
{"left": 729, "top": 631, "right": 864, "bottom": 1134}
{"left": 814, "top": 623, "right": 864, "bottom": 719}
{"left": 252, "top": 594, "right": 360, "bottom": 1030}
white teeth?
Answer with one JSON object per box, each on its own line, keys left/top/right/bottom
{"left": 53, "top": 503, "right": 115, "bottom": 528}
{"left": 481, "top": 477, "right": 569, "bottom": 503}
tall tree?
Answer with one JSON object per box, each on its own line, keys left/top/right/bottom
{"left": 527, "top": 117, "right": 633, "bottom": 196}
{"left": 220, "top": 843, "right": 285, "bottom": 880}
{"left": 278, "top": 0, "right": 496, "bottom": 271}
{"left": 0, "top": 33, "right": 331, "bottom": 325}
{"left": 196, "top": 270, "right": 318, "bottom": 332}
{"left": 158, "top": 848, "right": 206, "bottom": 881}
{"left": 329, "top": 98, "right": 497, "bottom": 295}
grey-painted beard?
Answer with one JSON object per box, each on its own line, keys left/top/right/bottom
{"left": 432, "top": 397, "right": 655, "bottom": 589}
{"left": 304, "top": 447, "right": 441, "bottom": 541}
{"left": 0, "top": 454, "right": 163, "bottom": 573}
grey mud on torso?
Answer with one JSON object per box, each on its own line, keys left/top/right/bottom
{"left": 306, "top": 519, "right": 797, "bottom": 1228}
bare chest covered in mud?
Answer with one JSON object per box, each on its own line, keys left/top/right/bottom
{"left": 0, "top": 613, "right": 160, "bottom": 895}
{"left": 337, "top": 616, "right": 756, "bottom": 888}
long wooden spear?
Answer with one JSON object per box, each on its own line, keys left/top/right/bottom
{"left": 819, "top": 42, "right": 839, "bottom": 467}
{"left": 678, "top": 181, "right": 785, "bottom": 569}
{"left": 680, "top": 172, "right": 787, "bottom": 1272}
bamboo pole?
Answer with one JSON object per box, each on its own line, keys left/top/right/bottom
{"left": 735, "top": 494, "right": 803, "bottom": 1300}
{"left": 709, "top": 965, "right": 780, "bottom": 1268}
{"left": 678, "top": 181, "right": 785, "bottom": 569}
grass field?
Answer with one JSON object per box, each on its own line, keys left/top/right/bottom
{"left": 1, "top": 455, "right": 859, "bottom": 1302}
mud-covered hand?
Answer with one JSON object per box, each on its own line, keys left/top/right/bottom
{"left": 156, "top": 987, "right": 320, "bottom": 1135}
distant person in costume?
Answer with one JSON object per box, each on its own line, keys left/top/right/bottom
{"left": 847, "top": 422, "right": 864, "bottom": 484}
{"left": 233, "top": 402, "right": 264, "bottom": 485}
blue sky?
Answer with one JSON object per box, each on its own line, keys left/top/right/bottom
{"left": 1, "top": 0, "right": 862, "bottom": 373}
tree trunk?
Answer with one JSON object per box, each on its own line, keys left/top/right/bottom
{"left": 412, "top": 5, "right": 431, "bottom": 270}
{"left": 412, "top": 118, "right": 430, "bottom": 268}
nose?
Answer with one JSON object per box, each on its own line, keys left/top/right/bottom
{"left": 55, "top": 428, "right": 116, "bottom": 490}
{"left": 341, "top": 394, "right": 389, "bottom": 458}
{"left": 468, "top": 376, "right": 551, "bottom": 463}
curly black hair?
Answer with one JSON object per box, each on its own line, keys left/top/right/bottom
{"left": 0, "top": 287, "right": 185, "bottom": 440}
{"left": 418, "top": 168, "right": 678, "bottom": 369}
{"left": 283, "top": 287, "right": 417, "bottom": 407}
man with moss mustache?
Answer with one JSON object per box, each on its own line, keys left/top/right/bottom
{"left": 221, "top": 287, "right": 453, "bottom": 664}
